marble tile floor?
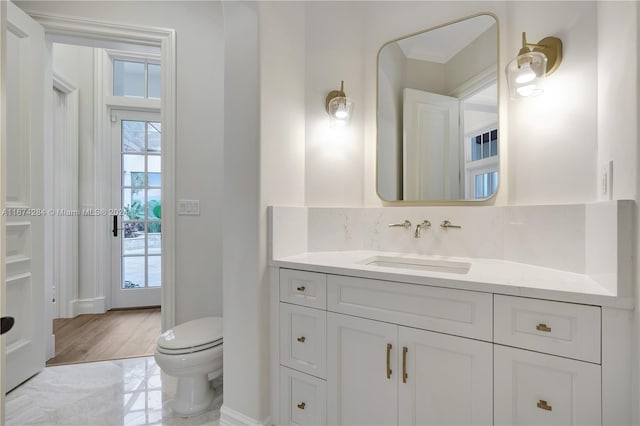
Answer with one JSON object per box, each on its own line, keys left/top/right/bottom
{"left": 6, "top": 356, "right": 222, "bottom": 426}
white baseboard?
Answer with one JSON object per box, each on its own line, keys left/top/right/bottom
{"left": 220, "top": 405, "right": 271, "bottom": 426}
{"left": 69, "top": 296, "right": 107, "bottom": 317}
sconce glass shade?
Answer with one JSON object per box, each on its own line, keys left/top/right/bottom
{"left": 506, "top": 51, "right": 547, "bottom": 98}
{"left": 327, "top": 96, "right": 354, "bottom": 126}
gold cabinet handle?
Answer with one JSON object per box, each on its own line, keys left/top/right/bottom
{"left": 296, "top": 286, "right": 306, "bottom": 292}
{"left": 297, "top": 402, "right": 306, "bottom": 410}
{"left": 386, "top": 343, "right": 392, "bottom": 379}
{"left": 537, "top": 400, "right": 552, "bottom": 411}
{"left": 402, "top": 346, "right": 408, "bottom": 383}
{"left": 536, "top": 323, "right": 552, "bottom": 332}
{"left": 297, "top": 336, "right": 306, "bottom": 343}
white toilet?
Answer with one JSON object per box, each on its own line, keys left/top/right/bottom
{"left": 154, "top": 316, "right": 223, "bottom": 417}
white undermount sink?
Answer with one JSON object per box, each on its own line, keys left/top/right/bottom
{"left": 360, "top": 256, "right": 471, "bottom": 274}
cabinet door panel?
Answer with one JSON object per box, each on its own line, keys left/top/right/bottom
{"left": 327, "top": 312, "right": 397, "bottom": 426}
{"left": 398, "top": 327, "right": 493, "bottom": 426}
{"left": 494, "top": 345, "right": 601, "bottom": 426}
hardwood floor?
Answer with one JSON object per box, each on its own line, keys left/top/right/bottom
{"left": 46, "top": 308, "right": 161, "bottom": 366}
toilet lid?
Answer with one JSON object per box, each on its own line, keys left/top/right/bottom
{"left": 157, "top": 316, "right": 223, "bottom": 351}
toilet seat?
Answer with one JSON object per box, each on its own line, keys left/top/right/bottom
{"left": 157, "top": 316, "right": 223, "bottom": 355}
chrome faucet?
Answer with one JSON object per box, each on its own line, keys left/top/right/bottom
{"left": 414, "top": 220, "right": 431, "bottom": 238}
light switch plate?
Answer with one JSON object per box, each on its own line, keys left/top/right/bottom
{"left": 178, "top": 200, "right": 200, "bottom": 215}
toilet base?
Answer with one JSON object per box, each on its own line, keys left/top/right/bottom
{"left": 171, "top": 374, "right": 214, "bottom": 417}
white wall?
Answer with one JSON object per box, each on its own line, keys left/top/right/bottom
{"left": 505, "top": 2, "right": 598, "bottom": 205}
{"left": 305, "top": 1, "right": 365, "bottom": 206}
{"left": 297, "top": 1, "right": 603, "bottom": 207}
{"left": 260, "top": 2, "right": 306, "bottom": 207}
{"left": 595, "top": 2, "right": 640, "bottom": 421}
{"left": 17, "top": 1, "right": 225, "bottom": 324}
{"left": 51, "top": 43, "right": 94, "bottom": 305}
{"left": 222, "top": 1, "right": 272, "bottom": 423}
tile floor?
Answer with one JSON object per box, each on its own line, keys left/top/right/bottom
{"left": 6, "top": 357, "right": 222, "bottom": 426}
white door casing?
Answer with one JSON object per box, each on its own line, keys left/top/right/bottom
{"left": 403, "top": 88, "right": 460, "bottom": 200}
{"left": 5, "top": 1, "right": 46, "bottom": 391}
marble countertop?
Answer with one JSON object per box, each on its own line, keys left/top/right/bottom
{"left": 271, "top": 250, "right": 634, "bottom": 309}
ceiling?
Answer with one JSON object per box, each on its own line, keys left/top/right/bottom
{"left": 396, "top": 15, "right": 496, "bottom": 64}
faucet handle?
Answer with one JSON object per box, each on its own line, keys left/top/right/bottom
{"left": 441, "top": 220, "right": 462, "bottom": 229}
{"left": 420, "top": 220, "right": 431, "bottom": 228}
{"left": 388, "top": 220, "right": 411, "bottom": 229}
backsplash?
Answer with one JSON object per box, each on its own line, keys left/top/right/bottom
{"left": 269, "top": 201, "right": 632, "bottom": 296}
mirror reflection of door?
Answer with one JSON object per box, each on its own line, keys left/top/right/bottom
{"left": 403, "top": 89, "right": 459, "bottom": 200}
{"left": 377, "top": 14, "right": 498, "bottom": 202}
{"left": 111, "top": 111, "right": 162, "bottom": 308}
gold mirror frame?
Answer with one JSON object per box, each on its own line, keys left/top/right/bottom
{"left": 375, "top": 12, "right": 501, "bottom": 205}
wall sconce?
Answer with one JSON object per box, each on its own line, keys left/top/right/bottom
{"left": 325, "top": 80, "right": 354, "bottom": 126}
{"left": 505, "top": 32, "right": 563, "bottom": 98}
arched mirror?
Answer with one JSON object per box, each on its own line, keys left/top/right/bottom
{"left": 377, "top": 14, "right": 498, "bottom": 202}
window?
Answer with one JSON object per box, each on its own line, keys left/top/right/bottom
{"left": 113, "top": 59, "right": 161, "bottom": 99}
{"left": 465, "top": 128, "right": 498, "bottom": 199}
{"left": 471, "top": 129, "right": 498, "bottom": 161}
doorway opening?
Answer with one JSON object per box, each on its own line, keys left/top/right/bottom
{"left": 3, "top": 5, "right": 176, "bottom": 392}
{"left": 47, "top": 41, "right": 164, "bottom": 362}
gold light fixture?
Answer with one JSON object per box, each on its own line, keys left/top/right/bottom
{"left": 506, "top": 32, "right": 563, "bottom": 98}
{"left": 325, "top": 80, "right": 354, "bottom": 126}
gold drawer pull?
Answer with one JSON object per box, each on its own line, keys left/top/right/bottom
{"left": 297, "top": 336, "right": 306, "bottom": 343}
{"left": 297, "top": 402, "right": 306, "bottom": 410}
{"left": 402, "top": 346, "right": 408, "bottom": 383}
{"left": 386, "top": 343, "right": 393, "bottom": 379}
{"left": 296, "top": 286, "right": 306, "bottom": 292}
{"left": 537, "top": 400, "right": 552, "bottom": 411}
{"left": 536, "top": 323, "right": 552, "bottom": 332}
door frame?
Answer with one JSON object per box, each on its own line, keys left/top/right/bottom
{"left": 31, "top": 13, "right": 177, "bottom": 332}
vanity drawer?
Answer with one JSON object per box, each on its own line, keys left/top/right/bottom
{"left": 280, "top": 366, "right": 327, "bottom": 426}
{"left": 280, "top": 302, "right": 327, "bottom": 378}
{"left": 280, "top": 269, "right": 327, "bottom": 309}
{"left": 327, "top": 274, "right": 493, "bottom": 341}
{"left": 494, "top": 295, "right": 601, "bottom": 363}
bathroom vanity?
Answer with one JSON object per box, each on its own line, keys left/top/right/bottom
{"left": 270, "top": 247, "right": 632, "bottom": 426}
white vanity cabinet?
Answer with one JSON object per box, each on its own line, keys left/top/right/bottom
{"left": 326, "top": 312, "right": 493, "bottom": 426}
{"left": 326, "top": 313, "right": 398, "bottom": 426}
{"left": 493, "top": 295, "right": 602, "bottom": 426}
{"left": 494, "top": 345, "right": 601, "bottom": 426}
{"left": 275, "top": 267, "right": 613, "bottom": 426}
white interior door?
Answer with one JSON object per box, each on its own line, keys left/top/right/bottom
{"left": 4, "top": 1, "right": 46, "bottom": 391}
{"left": 111, "top": 110, "right": 161, "bottom": 309}
{"left": 403, "top": 88, "right": 460, "bottom": 200}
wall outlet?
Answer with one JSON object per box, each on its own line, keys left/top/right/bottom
{"left": 600, "top": 161, "right": 613, "bottom": 200}
{"left": 178, "top": 200, "right": 200, "bottom": 215}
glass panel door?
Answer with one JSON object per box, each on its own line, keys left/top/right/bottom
{"left": 112, "top": 111, "right": 161, "bottom": 308}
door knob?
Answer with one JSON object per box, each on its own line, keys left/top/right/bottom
{"left": 1, "top": 316, "right": 15, "bottom": 335}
